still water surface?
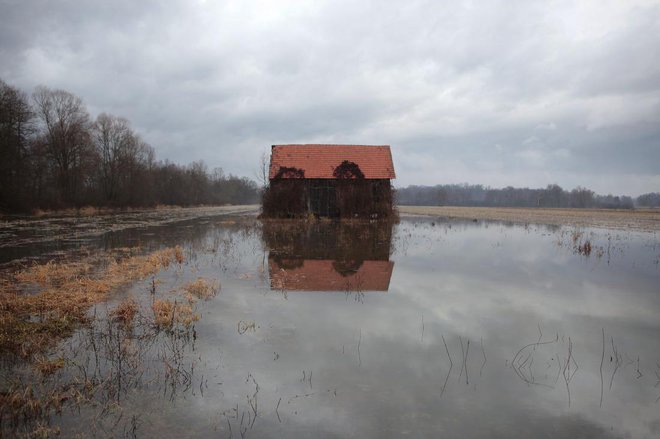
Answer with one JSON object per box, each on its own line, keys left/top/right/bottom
{"left": 6, "top": 214, "right": 660, "bottom": 438}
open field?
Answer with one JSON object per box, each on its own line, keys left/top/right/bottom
{"left": 399, "top": 205, "right": 660, "bottom": 232}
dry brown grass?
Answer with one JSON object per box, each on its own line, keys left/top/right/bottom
{"left": 182, "top": 277, "right": 220, "bottom": 301}
{"left": 152, "top": 299, "right": 198, "bottom": 328}
{"left": 0, "top": 383, "right": 74, "bottom": 436}
{"left": 30, "top": 204, "right": 258, "bottom": 219}
{"left": 33, "top": 357, "right": 65, "bottom": 376}
{"left": 15, "top": 260, "right": 93, "bottom": 287}
{"left": 174, "top": 246, "right": 185, "bottom": 264}
{"left": 110, "top": 298, "right": 139, "bottom": 326}
{"left": 0, "top": 386, "right": 44, "bottom": 428}
{"left": 0, "top": 246, "right": 186, "bottom": 359}
{"left": 27, "top": 423, "right": 61, "bottom": 439}
{"left": 31, "top": 206, "right": 104, "bottom": 217}
{"left": 399, "top": 206, "right": 660, "bottom": 232}
{"left": 577, "top": 240, "right": 592, "bottom": 256}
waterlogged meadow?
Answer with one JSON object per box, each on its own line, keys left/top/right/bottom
{"left": 1, "top": 211, "right": 659, "bottom": 438}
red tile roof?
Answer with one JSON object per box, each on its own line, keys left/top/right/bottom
{"left": 269, "top": 259, "right": 394, "bottom": 292}
{"left": 269, "top": 144, "right": 395, "bottom": 179}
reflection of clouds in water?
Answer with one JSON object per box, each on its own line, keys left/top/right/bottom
{"left": 23, "top": 216, "right": 658, "bottom": 437}
{"left": 394, "top": 220, "right": 660, "bottom": 330}
{"left": 234, "top": 218, "right": 658, "bottom": 437}
{"left": 130, "top": 218, "right": 660, "bottom": 437}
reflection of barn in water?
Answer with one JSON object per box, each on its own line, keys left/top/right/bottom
{"left": 263, "top": 220, "right": 394, "bottom": 292}
{"left": 262, "top": 144, "right": 396, "bottom": 218}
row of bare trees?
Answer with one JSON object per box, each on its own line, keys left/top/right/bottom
{"left": 396, "top": 183, "right": 653, "bottom": 209}
{"left": 0, "top": 79, "right": 258, "bottom": 212}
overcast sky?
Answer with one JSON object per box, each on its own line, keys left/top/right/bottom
{"left": 1, "top": 0, "right": 659, "bottom": 195}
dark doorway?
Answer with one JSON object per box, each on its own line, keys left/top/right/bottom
{"left": 309, "top": 181, "right": 339, "bottom": 217}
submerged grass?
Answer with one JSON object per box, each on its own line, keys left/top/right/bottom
{"left": 152, "top": 277, "right": 219, "bottom": 328}
{"left": 152, "top": 299, "right": 199, "bottom": 328}
{"left": 0, "top": 246, "right": 185, "bottom": 359}
{"left": 182, "top": 277, "right": 220, "bottom": 301}
{"left": 110, "top": 298, "right": 139, "bottom": 326}
{"left": 33, "top": 356, "right": 66, "bottom": 376}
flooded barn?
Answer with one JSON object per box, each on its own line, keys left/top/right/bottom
{"left": 262, "top": 144, "right": 396, "bottom": 218}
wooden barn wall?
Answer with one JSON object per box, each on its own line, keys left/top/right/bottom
{"left": 262, "top": 179, "right": 394, "bottom": 219}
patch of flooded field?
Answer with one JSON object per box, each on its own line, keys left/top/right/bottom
{"left": 0, "top": 205, "right": 258, "bottom": 267}
{"left": 1, "top": 214, "right": 659, "bottom": 438}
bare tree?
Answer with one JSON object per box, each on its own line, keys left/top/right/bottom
{"left": 32, "top": 86, "right": 93, "bottom": 204}
{"left": 256, "top": 150, "right": 270, "bottom": 189}
{"left": 0, "top": 79, "right": 35, "bottom": 209}
{"left": 93, "top": 113, "right": 136, "bottom": 203}
{"left": 570, "top": 186, "right": 594, "bottom": 208}
{"left": 0, "top": 80, "right": 260, "bottom": 211}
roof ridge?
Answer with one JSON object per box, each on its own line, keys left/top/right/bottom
{"left": 272, "top": 144, "right": 390, "bottom": 147}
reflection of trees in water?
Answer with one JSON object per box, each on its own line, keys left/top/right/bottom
{"left": 261, "top": 220, "right": 393, "bottom": 267}
{"left": 332, "top": 259, "right": 364, "bottom": 277}
{"left": 262, "top": 220, "right": 394, "bottom": 290}
{"left": 270, "top": 257, "right": 304, "bottom": 270}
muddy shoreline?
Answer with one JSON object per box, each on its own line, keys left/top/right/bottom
{"left": 398, "top": 205, "right": 660, "bottom": 232}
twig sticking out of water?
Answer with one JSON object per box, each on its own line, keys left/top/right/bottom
{"left": 510, "top": 332, "right": 560, "bottom": 388}
{"left": 464, "top": 340, "right": 470, "bottom": 385}
{"left": 458, "top": 337, "right": 465, "bottom": 383}
{"left": 600, "top": 328, "right": 605, "bottom": 408}
{"left": 511, "top": 333, "right": 559, "bottom": 366}
{"left": 653, "top": 363, "right": 660, "bottom": 403}
{"left": 440, "top": 363, "right": 452, "bottom": 397}
{"left": 480, "top": 337, "right": 487, "bottom": 377}
{"left": 357, "top": 329, "right": 362, "bottom": 367}
{"left": 554, "top": 352, "right": 562, "bottom": 385}
{"left": 276, "top": 397, "right": 282, "bottom": 423}
{"left": 440, "top": 335, "right": 453, "bottom": 397}
{"left": 458, "top": 337, "right": 470, "bottom": 385}
{"left": 150, "top": 278, "right": 156, "bottom": 299}
{"left": 562, "top": 337, "right": 578, "bottom": 407}
{"left": 609, "top": 337, "right": 622, "bottom": 390}
{"left": 287, "top": 393, "right": 315, "bottom": 404}
{"left": 240, "top": 411, "right": 247, "bottom": 439}
{"left": 535, "top": 323, "right": 542, "bottom": 351}
{"left": 624, "top": 353, "right": 635, "bottom": 367}
{"left": 421, "top": 313, "right": 425, "bottom": 344}
{"left": 300, "top": 370, "right": 312, "bottom": 389}
{"left": 245, "top": 373, "right": 259, "bottom": 429}
{"left": 442, "top": 335, "right": 453, "bottom": 368}
{"left": 237, "top": 320, "right": 256, "bottom": 335}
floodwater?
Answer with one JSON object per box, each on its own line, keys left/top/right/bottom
{"left": 2, "top": 212, "right": 660, "bottom": 438}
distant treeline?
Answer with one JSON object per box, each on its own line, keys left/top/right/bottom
{"left": 0, "top": 79, "right": 258, "bottom": 213}
{"left": 397, "top": 184, "right": 660, "bottom": 209}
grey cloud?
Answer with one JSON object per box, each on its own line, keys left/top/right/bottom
{"left": 1, "top": 0, "right": 658, "bottom": 195}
